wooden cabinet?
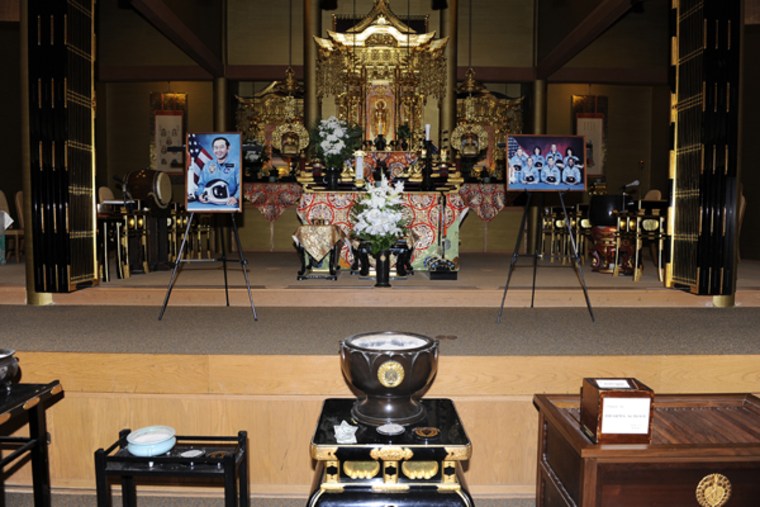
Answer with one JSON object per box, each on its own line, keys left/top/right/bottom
{"left": 534, "top": 393, "right": 760, "bottom": 507}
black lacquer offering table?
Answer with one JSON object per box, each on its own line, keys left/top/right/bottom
{"left": 94, "top": 430, "right": 249, "bottom": 507}
{"left": 0, "top": 381, "right": 64, "bottom": 507}
{"left": 307, "top": 398, "right": 474, "bottom": 507}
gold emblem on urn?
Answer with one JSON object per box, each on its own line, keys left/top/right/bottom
{"left": 695, "top": 473, "right": 732, "bottom": 507}
{"left": 377, "top": 360, "right": 404, "bottom": 388}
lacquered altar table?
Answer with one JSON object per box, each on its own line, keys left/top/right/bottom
{"left": 297, "top": 191, "right": 467, "bottom": 272}
{"left": 307, "top": 398, "right": 474, "bottom": 507}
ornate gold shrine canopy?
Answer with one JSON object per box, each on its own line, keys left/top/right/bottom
{"left": 235, "top": 67, "right": 309, "bottom": 157}
{"left": 314, "top": 0, "right": 448, "bottom": 143}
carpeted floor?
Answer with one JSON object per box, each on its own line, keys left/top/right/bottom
{"left": 3, "top": 304, "right": 759, "bottom": 356}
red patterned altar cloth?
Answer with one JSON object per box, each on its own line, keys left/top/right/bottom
{"left": 458, "top": 183, "right": 508, "bottom": 222}
{"left": 297, "top": 191, "right": 467, "bottom": 270}
{"left": 242, "top": 183, "right": 303, "bottom": 222}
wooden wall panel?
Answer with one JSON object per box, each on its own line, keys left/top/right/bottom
{"left": 18, "top": 352, "right": 209, "bottom": 394}
{"left": 9, "top": 351, "right": 760, "bottom": 500}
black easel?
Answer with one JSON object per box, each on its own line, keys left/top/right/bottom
{"left": 158, "top": 212, "right": 258, "bottom": 321}
{"left": 497, "top": 192, "right": 594, "bottom": 323}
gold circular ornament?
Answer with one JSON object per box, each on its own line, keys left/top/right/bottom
{"left": 413, "top": 426, "right": 440, "bottom": 439}
{"left": 377, "top": 360, "right": 405, "bottom": 388}
{"left": 695, "top": 473, "right": 732, "bottom": 507}
{"left": 641, "top": 218, "right": 660, "bottom": 231}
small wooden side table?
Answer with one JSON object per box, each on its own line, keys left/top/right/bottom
{"left": 94, "top": 430, "right": 249, "bottom": 507}
{"left": 293, "top": 224, "right": 346, "bottom": 280}
{"left": 0, "top": 380, "right": 64, "bottom": 507}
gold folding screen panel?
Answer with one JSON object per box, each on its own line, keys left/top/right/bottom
{"left": 667, "top": 0, "right": 741, "bottom": 295}
{"left": 28, "top": 0, "right": 97, "bottom": 292}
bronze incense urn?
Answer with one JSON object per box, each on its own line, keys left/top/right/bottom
{"left": 340, "top": 331, "right": 439, "bottom": 426}
{"left": 0, "top": 349, "right": 20, "bottom": 393}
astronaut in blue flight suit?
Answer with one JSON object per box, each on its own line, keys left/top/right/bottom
{"left": 196, "top": 137, "right": 240, "bottom": 206}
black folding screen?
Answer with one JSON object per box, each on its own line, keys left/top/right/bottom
{"left": 28, "top": 0, "right": 97, "bottom": 292}
{"left": 667, "top": 0, "right": 742, "bottom": 295}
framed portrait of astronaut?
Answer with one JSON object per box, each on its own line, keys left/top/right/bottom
{"left": 185, "top": 132, "right": 243, "bottom": 213}
{"left": 506, "top": 134, "right": 587, "bottom": 192}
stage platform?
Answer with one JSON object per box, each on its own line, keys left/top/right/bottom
{"left": 2, "top": 251, "right": 759, "bottom": 308}
{"left": 2, "top": 252, "right": 760, "bottom": 507}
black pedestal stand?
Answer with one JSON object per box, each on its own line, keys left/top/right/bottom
{"left": 497, "top": 192, "right": 594, "bottom": 323}
{"left": 158, "top": 212, "right": 258, "bottom": 321}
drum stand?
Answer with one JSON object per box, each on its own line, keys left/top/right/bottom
{"left": 158, "top": 212, "right": 258, "bottom": 321}
{"left": 497, "top": 192, "right": 594, "bottom": 323}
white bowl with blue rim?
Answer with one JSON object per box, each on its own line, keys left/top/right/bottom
{"left": 126, "top": 425, "right": 176, "bottom": 457}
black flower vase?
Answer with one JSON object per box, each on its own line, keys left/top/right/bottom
{"left": 374, "top": 251, "right": 392, "bottom": 287}
{"left": 324, "top": 167, "right": 339, "bottom": 190}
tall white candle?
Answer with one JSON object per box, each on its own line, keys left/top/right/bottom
{"left": 425, "top": 124, "right": 431, "bottom": 141}
{"left": 355, "top": 151, "right": 364, "bottom": 180}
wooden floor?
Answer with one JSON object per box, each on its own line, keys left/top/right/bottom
{"left": 2, "top": 251, "right": 759, "bottom": 308}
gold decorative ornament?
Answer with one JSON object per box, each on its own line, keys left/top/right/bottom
{"left": 371, "top": 483, "right": 410, "bottom": 493}
{"left": 377, "top": 360, "right": 405, "bottom": 388}
{"left": 413, "top": 426, "right": 440, "bottom": 439}
{"left": 324, "top": 459, "right": 340, "bottom": 484}
{"left": 450, "top": 124, "right": 489, "bottom": 158}
{"left": 343, "top": 461, "right": 380, "bottom": 480}
{"left": 23, "top": 397, "right": 41, "bottom": 410}
{"left": 311, "top": 446, "right": 338, "bottom": 461}
{"left": 695, "top": 473, "right": 732, "bottom": 507}
{"left": 444, "top": 446, "right": 472, "bottom": 461}
{"left": 382, "top": 460, "right": 399, "bottom": 483}
{"left": 370, "top": 446, "right": 414, "bottom": 462}
{"left": 641, "top": 218, "right": 660, "bottom": 231}
{"left": 320, "top": 483, "right": 344, "bottom": 493}
{"left": 271, "top": 121, "right": 310, "bottom": 157}
{"left": 441, "top": 460, "right": 458, "bottom": 484}
{"left": 401, "top": 460, "right": 439, "bottom": 480}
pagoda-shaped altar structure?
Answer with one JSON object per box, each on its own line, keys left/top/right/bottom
{"left": 314, "top": 0, "right": 448, "bottom": 147}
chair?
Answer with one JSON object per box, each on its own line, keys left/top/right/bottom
{"left": 574, "top": 204, "right": 592, "bottom": 263}
{"left": 612, "top": 210, "right": 636, "bottom": 277}
{"left": 642, "top": 189, "right": 662, "bottom": 201}
{"left": 540, "top": 207, "right": 574, "bottom": 264}
{"left": 98, "top": 186, "right": 115, "bottom": 203}
{"left": 0, "top": 190, "right": 23, "bottom": 263}
{"left": 632, "top": 199, "right": 668, "bottom": 282}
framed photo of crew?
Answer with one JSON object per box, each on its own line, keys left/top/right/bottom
{"left": 506, "top": 134, "right": 587, "bottom": 192}
{"left": 185, "top": 132, "right": 243, "bottom": 213}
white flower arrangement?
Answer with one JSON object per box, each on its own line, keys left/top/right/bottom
{"left": 315, "top": 116, "right": 361, "bottom": 171}
{"left": 352, "top": 177, "right": 408, "bottom": 255}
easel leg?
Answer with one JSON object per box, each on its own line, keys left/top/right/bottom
{"left": 558, "top": 193, "right": 595, "bottom": 322}
{"left": 497, "top": 193, "right": 532, "bottom": 323}
{"left": 531, "top": 196, "right": 543, "bottom": 309}
{"left": 158, "top": 212, "right": 195, "bottom": 320}
{"left": 230, "top": 214, "right": 258, "bottom": 321}
{"left": 220, "top": 220, "right": 230, "bottom": 307}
